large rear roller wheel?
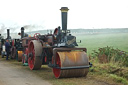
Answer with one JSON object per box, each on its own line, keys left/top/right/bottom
{"left": 53, "top": 51, "right": 89, "bottom": 78}
{"left": 28, "top": 40, "right": 42, "bottom": 70}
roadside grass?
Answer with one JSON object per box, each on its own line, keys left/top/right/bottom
{"left": 89, "top": 46, "right": 128, "bottom": 85}
{"left": 110, "top": 74, "right": 128, "bottom": 85}
{"left": 90, "top": 63, "right": 128, "bottom": 85}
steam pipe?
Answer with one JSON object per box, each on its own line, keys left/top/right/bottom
{"left": 60, "top": 7, "right": 69, "bottom": 31}
{"left": 21, "top": 27, "right": 24, "bottom": 39}
{"left": 7, "top": 29, "right": 10, "bottom": 39}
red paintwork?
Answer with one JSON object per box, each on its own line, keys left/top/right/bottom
{"left": 53, "top": 53, "right": 61, "bottom": 78}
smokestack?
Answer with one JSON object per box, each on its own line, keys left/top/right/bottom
{"left": 21, "top": 27, "right": 24, "bottom": 39}
{"left": 60, "top": 7, "right": 69, "bottom": 31}
{"left": 7, "top": 29, "right": 10, "bottom": 39}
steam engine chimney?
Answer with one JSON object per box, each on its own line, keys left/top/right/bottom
{"left": 60, "top": 7, "right": 69, "bottom": 31}
{"left": 21, "top": 27, "right": 24, "bottom": 39}
{"left": 7, "top": 29, "right": 10, "bottom": 39}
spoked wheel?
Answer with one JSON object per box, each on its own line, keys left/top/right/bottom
{"left": 53, "top": 28, "right": 59, "bottom": 35}
{"left": 28, "top": 40, "right": 42, "bottom": 70}
{"left": 53, "top": 51, "right": 89, "bottom": 78}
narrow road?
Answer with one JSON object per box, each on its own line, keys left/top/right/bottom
{"left": 0, "top": 59, "right": 51, "bottom": 85}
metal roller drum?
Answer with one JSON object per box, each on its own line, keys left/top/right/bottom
{"left": 17, "top": 51, "right": 23, "bottom": 61}
{"left": 53, "top": 51, "right": 89, "bottom": 78}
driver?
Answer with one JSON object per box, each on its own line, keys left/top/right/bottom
{"left": 5, "top": 39, "right": 11, "bottom": 60}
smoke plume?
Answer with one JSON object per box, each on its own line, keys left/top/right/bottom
{"left": 0, "top": 24, "right": 7, "bottom": 34}
{"left": 23, "top": 25, "right": 44, "bottom": 32}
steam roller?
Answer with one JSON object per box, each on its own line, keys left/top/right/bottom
{"left": 27, "top": 7, "right": 90, "bottom": 78}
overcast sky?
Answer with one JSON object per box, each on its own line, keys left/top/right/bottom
{"left": 0, "top": 0, "right": 128, "bottom": 33}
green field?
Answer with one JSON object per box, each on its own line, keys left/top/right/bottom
{"left": 75, "top": 33, "right": 128, "bottom": 55}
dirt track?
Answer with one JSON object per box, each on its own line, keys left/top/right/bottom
{"left": 0, "top": 60, "right": 51, "bottom": 85}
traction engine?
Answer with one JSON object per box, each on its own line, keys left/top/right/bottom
{"left": 26, "top": 7, "right": 89, "bottom": 78}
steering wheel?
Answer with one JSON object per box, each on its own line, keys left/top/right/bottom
{"left": 33, "top": 33, "right": 40, "bottom": 40}
{"left": 54, "top": 28, "right": 59, "bottom": 35}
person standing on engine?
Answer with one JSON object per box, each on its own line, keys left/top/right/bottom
{"left": 5, "top": 39, "right": 11, "bottom": 60}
